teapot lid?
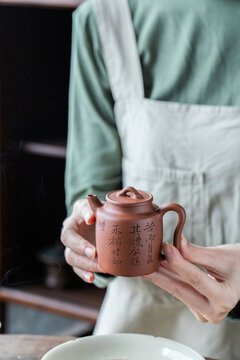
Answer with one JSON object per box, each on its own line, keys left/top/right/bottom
{"left": 106, "top": 186, "right": 152, "bottom": 206}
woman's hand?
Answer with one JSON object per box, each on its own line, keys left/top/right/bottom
{"left": 61, "top": 199, "right": 103, "bottom": 283}
{"left": 142, "top": 236, "right": 240, "bottom": 323}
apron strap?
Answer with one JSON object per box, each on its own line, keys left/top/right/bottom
{"left": 93, "top": 0, "right": 144, "bottom": 101}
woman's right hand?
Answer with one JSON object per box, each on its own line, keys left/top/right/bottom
{"left": 61, "top": 199, "right": 103, "bottom": 283}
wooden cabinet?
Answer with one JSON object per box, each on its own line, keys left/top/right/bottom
{"left": 0, "top": 0, "right": 105, "bottom": 334}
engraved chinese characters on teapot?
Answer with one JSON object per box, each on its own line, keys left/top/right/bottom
{"left": 87, "top": 186, "right": 186, "bottom": 277}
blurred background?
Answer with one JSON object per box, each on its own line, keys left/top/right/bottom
{"left": 0, "top": 0, "right": 105, "bottom": 337}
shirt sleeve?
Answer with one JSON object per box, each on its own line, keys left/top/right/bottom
{"left": 65, "top": 1, "right": 122, "bottom": 216}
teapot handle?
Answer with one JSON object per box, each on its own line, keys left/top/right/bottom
{"left": 156, "top": 203, "right": 186, "bottom": 260}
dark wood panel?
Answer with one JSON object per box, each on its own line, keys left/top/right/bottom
{"left": 0, "top": 5, "right": 73, "bottom": 285}
{"left": 0, "top": 5, "right": 16, "bottom": 281}
{"left": 0, "top": 303, "right": 5, "bottom": 333}
{"left": 0, "top": 284, "right": 106, "bottom": 323}
{"left": 0, "top": 0, "right": 83, "bottom": 9}
{"left": 0, "top": 5, "right": 72, "bottom": 141}
{"left": 0, "top": 0, "right": 99, "bottom": 336}
{"left": 0, "top": 155, "right": 67, "bottom": 286}
{"left": 21, "top": 140, "right": 66, "bottom": 158}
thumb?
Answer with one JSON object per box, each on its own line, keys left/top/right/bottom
{"left": 73, "top": 199, "right": 96, "bottom": 225}
{"left": 180, "top": 235, "right": 219, "bottom": 268}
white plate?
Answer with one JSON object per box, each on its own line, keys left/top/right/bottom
{"left": 41, "top": 333, "right": 204, "bottom": 360}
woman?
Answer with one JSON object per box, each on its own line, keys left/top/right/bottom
{"left": 61, "top": 0, "right": 240, "bottom": 358}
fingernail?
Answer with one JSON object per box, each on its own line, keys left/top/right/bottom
{"left": 85, "top": 247, "right": 96, "bottom": 259}
{"left": 85, "top": 213, "right": 96, "bottom": 225}
{"left": 163, "top": 243, "right": 172, "bottom": 256}
{"left": 85, "top": 273, "right": 91, "bottom": 282}
{"left": 85, "top": 273, "right": 94, "bottom": 282}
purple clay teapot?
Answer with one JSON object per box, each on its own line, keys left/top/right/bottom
{"left": 87, "top": 186, "right": 186, "bottom": 277}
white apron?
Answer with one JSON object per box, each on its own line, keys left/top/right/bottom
{"left": 92, "top": 0, "right": 240, "bottom": 359}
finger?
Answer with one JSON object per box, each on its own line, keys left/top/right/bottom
{"left": 143, "top": 267, "right": 226, "bottom": 323}
{"left": 143, "top": 266, "right": 210, "bottom": 316}
{"left": 72, "top": 199, "right": 96, "bottom": 225}
{"left": 64, "top": 248, "right": 101, "bottom": 273}
{"left": 159, "top": 258, "right": 179, "bottom": 276}
{"left": 180, "top": 235, "right": 227, "bottom": 274}
{"left": 73, "top": 266, "right": 95, "bottom": 283}
{"left": 163, "top": 242, "right": 224, "bottom": 299}
{"left": 188, "top": 307, "right": 208, "bottom": 322}
{"left": 159, "top": 261, "right": 216, "bottom": 318}
{"left": 162, "top": 253, "right": 239, "bottom": 322}
{"left": 61, "top": 227, "right": 97, "bottom": 259}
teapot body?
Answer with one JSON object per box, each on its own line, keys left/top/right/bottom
{"left": 88, "top": 186, "right": 186, "bottom": 277}
{"left": 94, "top": 189, "right": 162, "bottom": 276}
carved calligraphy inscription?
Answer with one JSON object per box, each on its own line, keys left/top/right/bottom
{"left": 98, "top": 220, "right": 105, "bottom": 231}
{"left": 108, "top": 224, "right": 122, "bottom": 265}
{"left": 144, "top": 221, "right": 155, "bottom": 264}
{"left": 128, "top": 223, "right": 142, "bottom": 267}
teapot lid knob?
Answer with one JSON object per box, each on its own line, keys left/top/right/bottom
{"left": 106, "top": 186, "right": 152, "bottom": 206}
{"left": 117, "top": 186, "right": 144, "bottom": 199}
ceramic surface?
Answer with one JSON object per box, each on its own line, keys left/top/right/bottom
{"left": 41, "top": 333, "right": 204, "bottom": 360}
{"left": 88, "top": 186, "right": 186, "bottom": 276}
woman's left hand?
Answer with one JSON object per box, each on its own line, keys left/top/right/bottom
{"left": 142, "top": 235, "right": 240, "bottom": 323}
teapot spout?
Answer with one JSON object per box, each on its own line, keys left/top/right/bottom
{"left": 87, "top": 194, "right": 103, "bottom": 215}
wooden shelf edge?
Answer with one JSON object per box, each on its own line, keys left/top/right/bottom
{"left": 0, "top": 286, "right": 99, "bottom": 323}
{"left": 0, "top": 0, "right": 84, "bottom": 9}
{"left": 21, "top": 141, "right": 66, "bottom": 159}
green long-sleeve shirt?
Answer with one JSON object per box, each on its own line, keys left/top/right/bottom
{"left": 65, "top": 0, "right": 240, "bottom": 215}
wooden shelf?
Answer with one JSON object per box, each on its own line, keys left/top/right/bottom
{"left": 0, "top": 284, "right": 106, "bottom": 323}
{"left": 0, "top": 0, "right": 83, "bottom": 9}
{"left": 0, "top": 2, "right": 95, "bottom": 335}
{"left": 21, "top": 140, "right": 66, "bottom": 159}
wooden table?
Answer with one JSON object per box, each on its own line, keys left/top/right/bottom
{"left": 0, "top": 335, "right": 216, "bottom": 360}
